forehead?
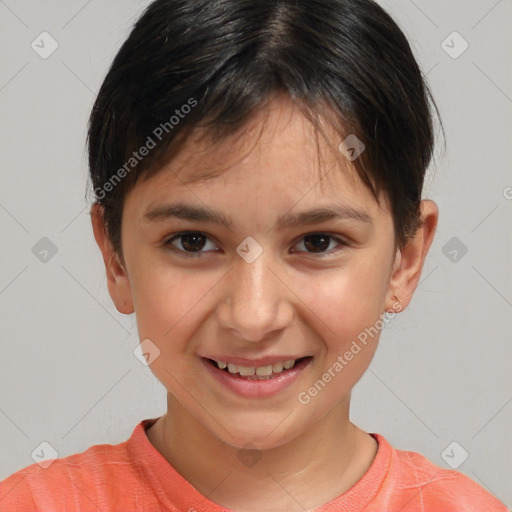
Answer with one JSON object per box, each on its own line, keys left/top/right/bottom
{"left": 126, "top": 96, "right": 387, "bottom": 218}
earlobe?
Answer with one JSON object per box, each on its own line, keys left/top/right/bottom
{"left": 386, "top": 200, "right": 439, "bottom": 312}
{"left": 90, "top": 203, "right": 135, "bottom": 315}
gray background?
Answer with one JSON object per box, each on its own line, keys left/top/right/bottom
{"left": 1, "top": 0, "right": 511, "bottom": 507}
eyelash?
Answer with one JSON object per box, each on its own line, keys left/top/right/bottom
{"left": 162, "top": 231, "right": 349, "bottom": 259}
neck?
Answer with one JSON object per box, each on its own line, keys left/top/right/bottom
{"left": 146, "top": 394, "right": 378, "bottom": 512}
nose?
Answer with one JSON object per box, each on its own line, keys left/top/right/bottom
{"left": 215, "top": 251, "right": 294, "bottom": 343}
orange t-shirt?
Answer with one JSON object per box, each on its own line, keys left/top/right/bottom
{"left": 0, "top": 418, "right": 507, "bottom": 511}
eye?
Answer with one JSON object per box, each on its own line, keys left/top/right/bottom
{"left": 163, "top": 231, "right": 348, "bottom": 259}
{"left": 292, "top": 233, "right": 348, "bottom": 257}
{"left": 163, "top": 231, "right": 219, "bottom": 258}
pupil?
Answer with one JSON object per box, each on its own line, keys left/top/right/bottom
{"left": 304, "top": 234, "right": 329, "bottom": 253}
{"left": 182, "top": 233, "right": 205, "bottom": 252}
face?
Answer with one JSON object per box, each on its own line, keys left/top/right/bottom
{"left": 118, "top": 96, "right": 399, "bottom": 449}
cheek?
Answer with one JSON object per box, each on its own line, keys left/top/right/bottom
{"left": 129, "top": 258, "right": 216, "bottom": 351}
{"left": 296, "top": 270, "right": 385, "bottom": 407}
{"left": 303, "top": 262, "right": 389, "bottom": 343}
{"left": 130, "top": 265, "right": 214, "bottom": 395}
{"left": 295, "top": 259, "right": 390, "bottom": 397}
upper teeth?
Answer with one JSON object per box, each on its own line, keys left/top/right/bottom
{"left": 216, "top": 359, "right": 296, "bottom": 375}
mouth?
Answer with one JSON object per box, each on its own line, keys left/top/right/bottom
{"left": 201, "top": 356, "right": 313, "bottom": 398}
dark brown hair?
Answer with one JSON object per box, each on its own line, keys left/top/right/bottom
{"left": 87, "top": 0, "right": 444, "bottom": 257}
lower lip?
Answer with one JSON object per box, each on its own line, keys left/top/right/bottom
{"left": 202, "top": 357, "right": 312, "bottom": 398}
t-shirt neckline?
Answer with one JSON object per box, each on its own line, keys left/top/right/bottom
{"left": 127, "top": 417, "right": 392, "bottom": 512}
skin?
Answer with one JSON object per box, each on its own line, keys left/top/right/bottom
{"left": 91, "top": 95, "right": 438, "bottom": 511}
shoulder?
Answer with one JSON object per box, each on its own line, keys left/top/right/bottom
{"left": 1, "top": 443, "right": 125, "bottom": 509}
{"left": 370, "top": 434, "right": 508, "bottom": 511}
{"left": 0, "top": 426, "right": 146, "bottom": 512}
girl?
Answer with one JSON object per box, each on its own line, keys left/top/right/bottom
{"left": 1, "top": 0, "right": 507, "bottom": 510}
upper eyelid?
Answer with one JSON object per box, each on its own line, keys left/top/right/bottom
{"left": 165, "top": 230, "right": 346, "bottom": 242}
{"left": 165, "top": 230, "right": 220, "bottom": 246}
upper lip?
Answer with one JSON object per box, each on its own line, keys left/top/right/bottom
{"left": 202, "top": 355, "right": 310, "bottom": 366}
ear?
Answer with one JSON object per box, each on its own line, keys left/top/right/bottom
{"left": 90, "top": 203, "right": 134, "bottom": 315}
{"left": 386, "top": 199, "right": 439, "bottom": 312}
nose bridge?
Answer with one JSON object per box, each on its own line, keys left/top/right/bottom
{"left": 216, "top": 250, "right": 292, "bottom": 342}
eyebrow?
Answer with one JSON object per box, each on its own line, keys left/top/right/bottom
{"left": 143, "top": 202, "right": 372, "bottom": 230}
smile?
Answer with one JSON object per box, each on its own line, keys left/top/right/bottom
{"left": 202, "top": 356, "right": 313, "bottom": 398}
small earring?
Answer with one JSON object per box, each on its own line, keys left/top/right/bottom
{"left": 392, "top": 294, "right": 402, "bottom": 304}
